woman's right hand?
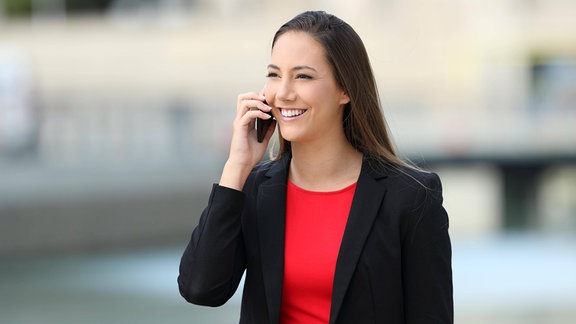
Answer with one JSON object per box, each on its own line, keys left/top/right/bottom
{"left": 219, "top": 92, "right": 276, "bottom": 190}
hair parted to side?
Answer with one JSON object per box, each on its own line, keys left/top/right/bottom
{"left": 270, "top": 11, "right": 409, "bottom": 168}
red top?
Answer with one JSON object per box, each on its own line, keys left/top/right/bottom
{"left": 280, "top": 180, "right": 357, "bottom": 324}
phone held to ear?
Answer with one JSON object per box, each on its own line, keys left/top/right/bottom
{"left": 256, "top": 102, "right": 274, "bottom": 143}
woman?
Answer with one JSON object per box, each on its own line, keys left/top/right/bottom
{"left": 178, "top": 11, "right": 453, "bottom": 324}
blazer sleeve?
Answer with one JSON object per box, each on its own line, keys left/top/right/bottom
{"left": 178, "top": 184, "right": 247, "bottom": 307}
{"left": 402, "top": 172, "right": 454, "bottom": 323}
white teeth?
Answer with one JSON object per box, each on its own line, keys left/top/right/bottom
{"left": 281, "top": 109, "right": 306, "bottom": 117}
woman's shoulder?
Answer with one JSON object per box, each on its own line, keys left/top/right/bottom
{"left": 368, "top": 159, "right": 443, "bottom": 192}
{"left": 251, "top": 159, "right": 282, "bottom": 178}
{"left": 242, "top": 158, "right": 288, "bottom": 191}
{"left": 372, "top": 161, "right": 447, "bottom": 223}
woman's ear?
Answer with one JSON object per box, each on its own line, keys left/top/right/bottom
{"left": 339, "top": 91, "right": 351, "bottom": 105}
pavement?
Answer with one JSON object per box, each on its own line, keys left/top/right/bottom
{"left": 1, "top": 234, "right": 575, "bottom": 324}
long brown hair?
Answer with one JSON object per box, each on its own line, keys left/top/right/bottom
{"left": 270, "top": 11, "right": 407, "bottom": 167}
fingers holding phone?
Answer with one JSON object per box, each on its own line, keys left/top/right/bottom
{"left": 256, "top": 100, "right": 275, "bottom": 142}
{"left": 235, "top": 92, "right": 275, "bottom": 142}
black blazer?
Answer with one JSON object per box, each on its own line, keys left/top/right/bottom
{"left": 179, "top": 156, "right": 453, "bottom": 323}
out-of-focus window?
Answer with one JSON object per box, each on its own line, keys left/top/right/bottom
{"left": 0, "top": 49, "right": 37, "bottom": 158}
{"left": 530, "top": 55, "right": 576, "bottom": 113}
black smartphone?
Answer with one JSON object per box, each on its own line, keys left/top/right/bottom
{"left": 256, "top": 102, "right": 274, "bottom": 143}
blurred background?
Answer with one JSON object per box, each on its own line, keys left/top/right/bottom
{"left": 1, "top": 0, "right": 575, "bottom": 323}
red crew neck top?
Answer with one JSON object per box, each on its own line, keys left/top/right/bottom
{"left": 280, "top": 180, "right": 357, "bottom": 324}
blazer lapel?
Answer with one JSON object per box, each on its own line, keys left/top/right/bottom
{"left": 330, "top": 159, "right": 388, "bottom": 324}
{"left": 256, "top": 157, "right": 290, "bottom": 324}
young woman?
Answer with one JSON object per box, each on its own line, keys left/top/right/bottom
{"left": 179, "top": 11, "right": 453, "bottom": 324}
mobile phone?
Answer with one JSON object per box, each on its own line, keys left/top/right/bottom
{"left": 256, "top": 102, "right": 274, "bottom": 143}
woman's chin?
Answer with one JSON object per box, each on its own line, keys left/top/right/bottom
{"left": 278, "top": 128, "right": 299, "bottom": 143}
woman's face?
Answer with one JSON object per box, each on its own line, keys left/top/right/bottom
{"left": 264, "top": 31, "right": 350, "bottom": 144}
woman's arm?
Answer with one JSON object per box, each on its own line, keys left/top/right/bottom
{"left": 403, "top": 173, "right": 454, "bottom": 323}
{"left": 178, "top": 91, "right": 274, "bottom": 306}
{"left": 178, "top": 184, "right": 247, "bottom": 306}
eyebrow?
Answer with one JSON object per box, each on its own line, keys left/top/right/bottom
{"left": 267, "top": 64, "right": 317, "bottom": 72}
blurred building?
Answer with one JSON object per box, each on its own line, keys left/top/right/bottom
{"left": 0, "top": 0, "right": 575, "bottom": 253}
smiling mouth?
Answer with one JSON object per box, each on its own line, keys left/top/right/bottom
{"left": 280, "top": 109, "right": 307, "bottom": 118}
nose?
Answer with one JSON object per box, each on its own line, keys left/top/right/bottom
{"left": 274, "top": 79, "right": 296, "bottom": 103}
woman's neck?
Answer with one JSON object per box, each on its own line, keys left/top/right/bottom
{"left": 289, "top": 139, "right": 363, "bottom": 192}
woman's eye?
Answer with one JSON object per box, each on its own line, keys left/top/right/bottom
{"left": 266, "top": 72, "right": 279, "bottom": 78}
{"left": 296, "top": 74, "right": 313, "bottom": 80}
